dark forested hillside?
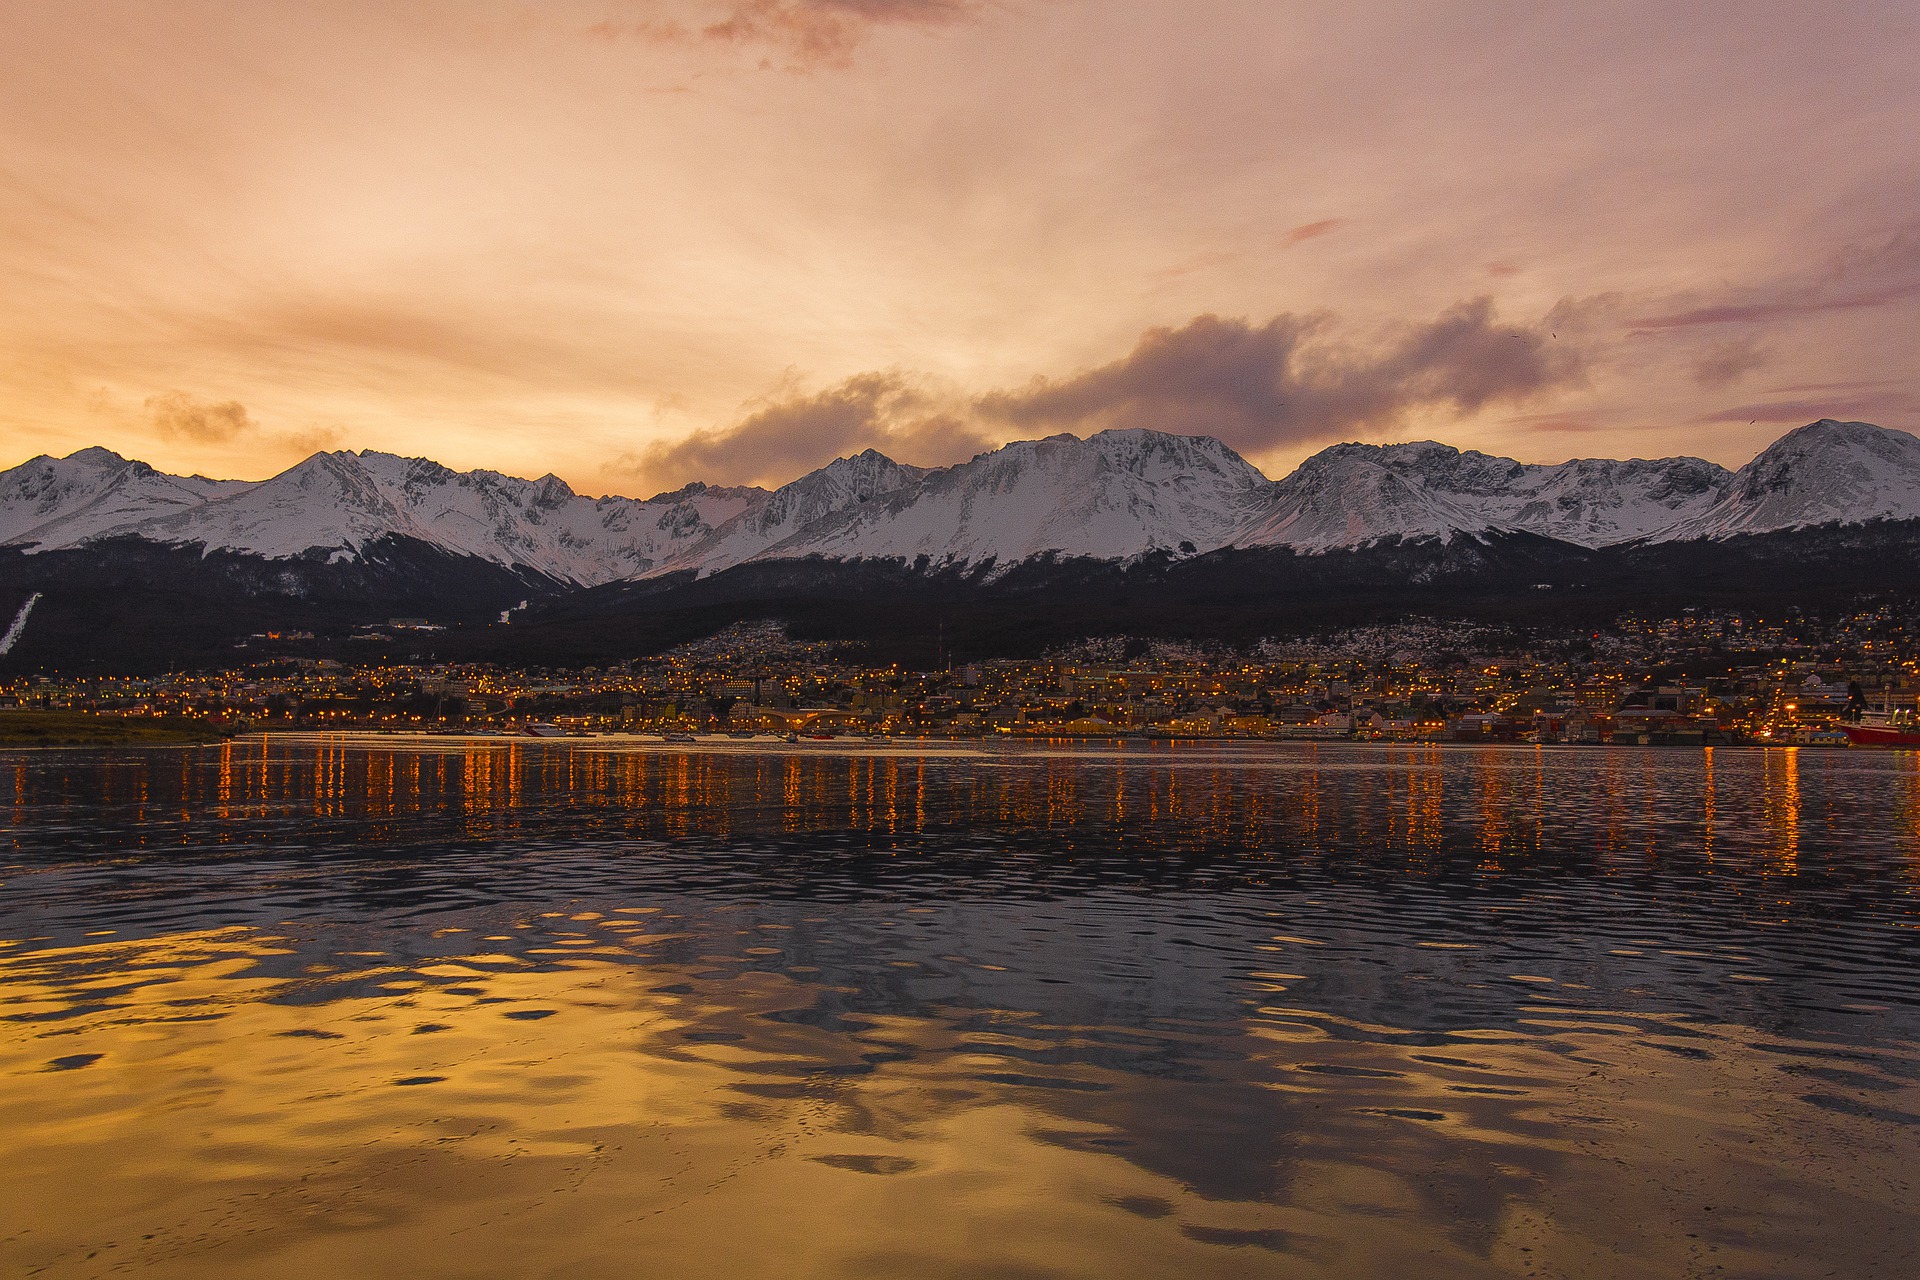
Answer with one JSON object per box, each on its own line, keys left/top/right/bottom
{"left": 7, "top": 523, "right": 1920, "bottom": 672}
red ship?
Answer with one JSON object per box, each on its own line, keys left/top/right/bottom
{"left": 1842, "top": 706, "right": 1920, "bottom": 748}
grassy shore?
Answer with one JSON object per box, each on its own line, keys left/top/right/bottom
{"left": 0, "top": 710, "right": 233, "bottom": 747}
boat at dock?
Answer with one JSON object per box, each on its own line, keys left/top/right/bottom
{"left": 1841, "top": 702, "right": 1920, "bottom": 748}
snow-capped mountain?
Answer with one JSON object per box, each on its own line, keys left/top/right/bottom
{"left": 0, "top": 448, "right": 253, "bottom": 551}
{"left": 1659, "top": 420, "right": 1920, "bottom": 541}
{"left": 7, "top": 449, "right": 768, "bottom": 586}
{"left": 1235, "top": 444, "right": 1501, "bottom": 551}
{"left": 4, "top": 420, "right": 1918, "bottom": 584}
{"left": 1506, "top": 455, "right": 1731, "bottom": 544}
{"left": 155, "top": 451, "right": 774, "bottom": 585}
{"left": 1235, "top": 442, "right": 1731, "bottom": 551}
{"left": 660, "top": 449, "right": 929, "bottom": 576}
{"left": 744, "top": 430, "right": 1274, "bottom": 570}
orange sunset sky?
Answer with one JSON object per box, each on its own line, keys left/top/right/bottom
{"left": 3, "top": 0, "right": 1917, "bottom": 494}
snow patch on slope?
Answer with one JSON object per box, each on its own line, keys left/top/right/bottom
{"left": 0, "top": 592, "right": 42, "bottom": 656}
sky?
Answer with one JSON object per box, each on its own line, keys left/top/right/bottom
{"left": 3, "top": 0, "right": 1918, "bottom": 495}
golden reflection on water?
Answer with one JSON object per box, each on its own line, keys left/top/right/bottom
{"left": 1702, "top": 747, "right": 1715, "bottom": 859}
{"left": 1476, "top": 753, "right": 1508, "bottom": 859}
{"left": 1762, "top": 748, "right": 1802, "bottom": 871}
{"left": 4, "top": 924, "right": 1915, "bottom": 1280}
{"left": 1905, "top": 754, "right": 1920, "bottom": 871}
{"left": 7, "top": 738, "right": 1920, "bottom": 890}
{"left": 6, "top": 742, "right": 1920, "bottom": 1275}
{"left": 32, "top": 738, "right": 1388, "bottom": 849}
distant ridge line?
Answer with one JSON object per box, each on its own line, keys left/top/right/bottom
{"left": 2, "top": 419, "right": 1915, "bottom": 585}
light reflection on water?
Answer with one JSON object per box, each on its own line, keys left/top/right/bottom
{"left": 2, "top": 738, "right": 1918, "bottom": 1278}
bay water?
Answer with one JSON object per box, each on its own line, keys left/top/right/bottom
{"left": 2, "top": 737, "right": 1916, "bottom": 1277}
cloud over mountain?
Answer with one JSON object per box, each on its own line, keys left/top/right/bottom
{"left": 633, "top": 372, "right": 991, "bottom": 489}
{"left": 636, "top": 299, "right": 1585, "bottom": 488}
{"left": 977, "top": 299, "right": 1583, "bottom": 458}
{"left": 143, "top": 391, "right": 343, "bottom": 461}
{"left": 146, "top": 392, "right": 256, "bottom": 444}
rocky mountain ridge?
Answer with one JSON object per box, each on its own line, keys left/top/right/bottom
{"left": 4, "top": 419, "right": 1915, "bottom": 583}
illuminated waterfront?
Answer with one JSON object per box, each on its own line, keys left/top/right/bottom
{"left": 3, "top": 739, "right": 1917, "bottom": 1277}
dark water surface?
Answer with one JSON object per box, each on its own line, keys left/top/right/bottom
{"left": 2, "top": 735, "right": 1917, "bottom": 1278}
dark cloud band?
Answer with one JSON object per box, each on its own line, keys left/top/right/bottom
{"left": 635, "top": 298, "right": 1584, "bottom": 487}
{"left": 976, "top": 299, "right": 1582, "bottom": 458}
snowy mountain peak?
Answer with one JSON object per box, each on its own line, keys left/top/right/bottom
{"left": 1235, "top": 444, "right": 1484, "bottom": 551}
{"left": 1739, "top": 419, "right": 1920, "bottom": 482}
{"left": 1078, "top": 428, "right": 1275, "bottom": 486}
{"left": 0, "top": 446, "right": 254, "bottom": 551}
{"left": 1778, "top": 417, "right": 1907, "bottom": 446}
{"left": 805, "top": 448, "right": 925, "bottom": 491}
{"left": 51, "top": 446, "right": 771, "bottom": 583}
{"left": 1233, "top": 435, "right": 1735, "bottom": 551}
{"left": 742, "top": 430, "right": 1274, "bottom": 572}
{"left": 65, "top": 446, "right": 133, "bottom": 467}
{"left": 531, "top": 473, "right": 576, "bottom": 502}
{"left": 643, "top": 479, "right": 769, "bottom": 505}
{"left": 1662, "top": 420, "right": 1920, "bottom": 541}
{"left": 655, "top": 448, "right": 930, "bottom": 576}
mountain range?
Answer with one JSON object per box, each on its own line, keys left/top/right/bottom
{"left": 5, "top": 419, "right": 1917, "bottom": 584}
{"left": 5, "top": 418, "right": 1920, "bottom": 670}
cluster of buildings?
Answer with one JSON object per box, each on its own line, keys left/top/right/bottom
{"left": 4, "top": 608, "right": 1917, "bottom": 746}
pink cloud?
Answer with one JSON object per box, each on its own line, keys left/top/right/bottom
{"left": 1637, "top": 222, "right": 1920, "bottom": 329}
{"left": 1281, "top": 218, "right": 1347, "bottom": 247}
{"left": 594, "top": 0, "right": 980, "bottom": 69}
{"left": 1698, "top": 395, "right": 1906, "bottom": 424}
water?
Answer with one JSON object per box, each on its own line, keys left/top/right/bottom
{"left": 2, "top": 736, "right": 1917, "bottom": 1278}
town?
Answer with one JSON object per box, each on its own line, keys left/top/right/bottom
{"left": 6, "top": 603, "right": 1918, "bottom": 747}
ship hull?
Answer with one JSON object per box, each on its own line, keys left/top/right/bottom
{"left": 1841, "top": 724, "right": 1920, "bottom": 748}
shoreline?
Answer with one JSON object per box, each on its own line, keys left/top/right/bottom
{"left": 21, "top": 727, "right": 1863, "bottom": 752}
{"left": 0, "top": 710, "right": 233, "bottom": 749}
